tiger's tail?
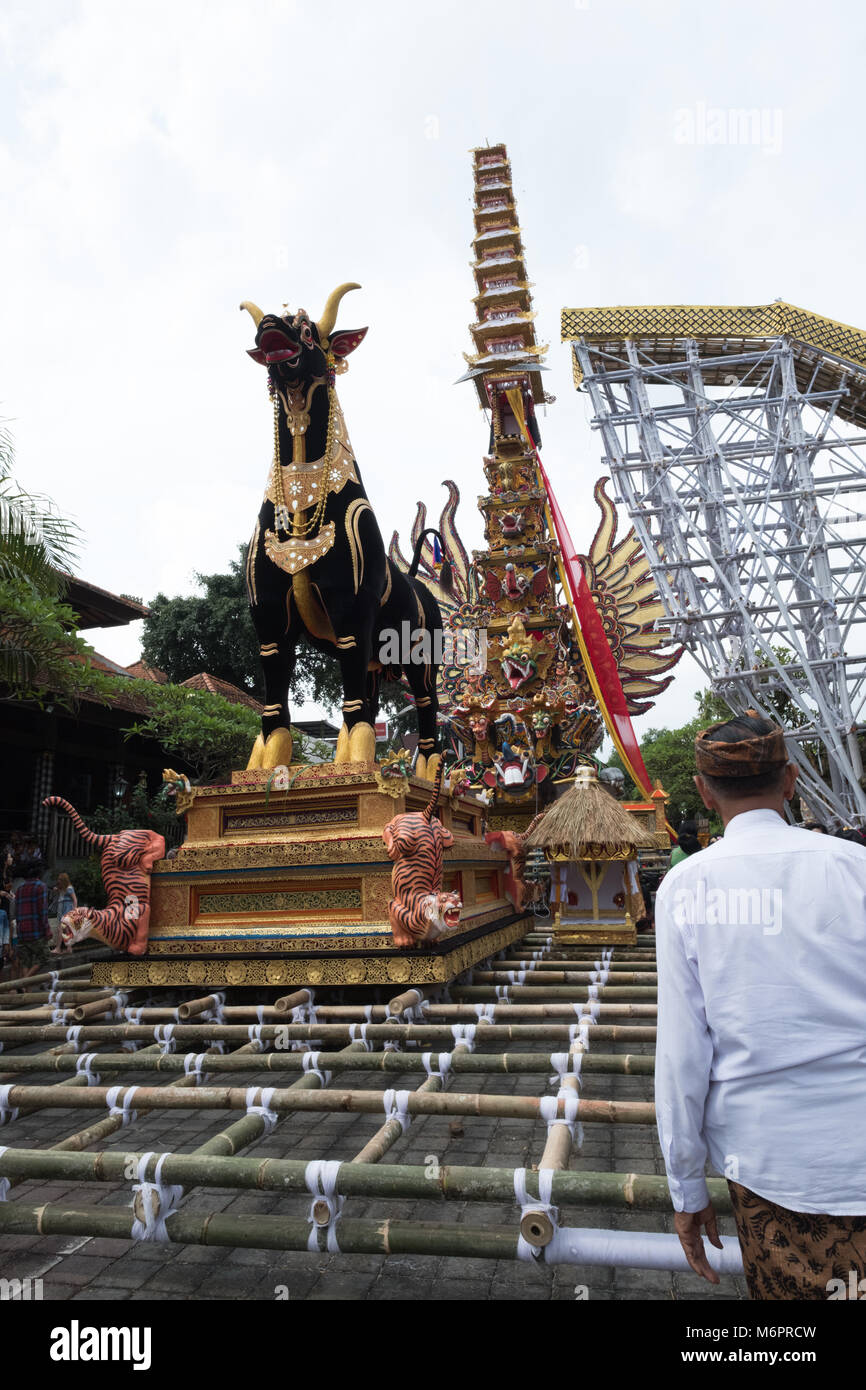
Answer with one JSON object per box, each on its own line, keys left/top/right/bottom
{"left": 423, "top": 759, "right": 445, "bottom": 823}
{"left": 524, "top": 810, "right": 547, "bottom": 840}
{"left": 42, "top": 796, "right": 112, "bottom": 851}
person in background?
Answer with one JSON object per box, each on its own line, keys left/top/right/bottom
{"left": 669, "top": 818, "right": 701, "bottom": 866}
{"left": 655, "top": 710, "right": 866, "bottom": 1299}
{"left": 49, "top": 871, "right": 77, "bottom": 954}
{"left": 0, "top": 866, "right": 12, "bottom": 970}
{"left": 13, "top": 862, "right": 51, "bottom": 977}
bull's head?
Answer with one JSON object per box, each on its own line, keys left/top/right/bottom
{"left": 240, "top": 282, "right": 367, "bottom": 386}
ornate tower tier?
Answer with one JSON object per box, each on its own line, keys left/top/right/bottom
{"left": 441, "top": 145, "right": 604, "bottom": 829}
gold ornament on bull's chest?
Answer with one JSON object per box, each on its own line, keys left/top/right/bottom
{"left": 264, "top": 376, "right": 358, "bottom": 577}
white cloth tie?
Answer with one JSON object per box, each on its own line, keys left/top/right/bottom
{"left": 421, "top": 1052, "right": 452, "bottom": 1084}
{"left": 382, "top": 1088, "right": 412, "bottom": 1133}
{"left": 305, "top": 1160, "right": 344, "bottom": 1252}
{"left": 549, "top": 1052, "right": 583, "bottom": 1086}
{"left": 495, "top": 985, "right": 510, "bottom": 1001}
{"left": 75, "top": 1052, "right": 101, "bottom": 1085}
{"left": 302, "top": 1052, "right": 331, "bottom": 1087}
{"left": 207, "top": 991, "right": 226, "bottom": 1023}
{"left": 247, "top": 1024, "right": 266, "bottom": 1051}
{"left": 349, "top": 1023, "right": 372, "bottom": 1050}
{"left": 539, "top": 1091, "right": 583, "bottom": 1145}
{"left": 514, "top": 1167, "right": 559, "bottom": 1261}
{"left": 507, "top": 970, "right": 526, "bottom": 985}
{"left": 106, "top": 1084, "right": 139, "bottom": 1126}
{"left": 130, "top": 1152, "right": 183, "bottom": 1242}
{"left": 569, "top": 1022, "right": 592, "bottom": 1052}
{"left": 182, "top": 1053, "right": 209, "bottom": 1084}
{"left": 450, "top": 1024, "right": 476, "bottom": 1052}
{"left": 244, "top": 1086, "right": 279, "bottom": 1135}
{"left": 0, "top": 1144, "right": 8, "bottom": 1201}
{"left": 0, "top": 1086, "right": 18, "bottom": 1127}
{"left": 574, "top": 1000, "right": 600, "bottom": 1023}
{"left": 154, "top": 1024, "right": 177, "bottom": 1054}
{"left": 65, "top": 1025, "right": 83, "bottom": 1052}
{"left": 474, "top": 1003, "right": 496, "bottom": 1023}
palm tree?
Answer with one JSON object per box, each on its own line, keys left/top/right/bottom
{"left": 0, "top": 424, "right": 84, "bottom": 697}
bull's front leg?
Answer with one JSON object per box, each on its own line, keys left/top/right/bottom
{"left": 246, "top": 558, "right": 297, "bottom": 771}
{"left": 333, "top": 615, "right": 378, "bottom": 764}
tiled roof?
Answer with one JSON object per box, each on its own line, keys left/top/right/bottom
{"left": 179, "top": 673, "right": 263, "bottom": 713}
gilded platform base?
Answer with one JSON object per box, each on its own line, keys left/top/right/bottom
{"left": 101, "top": 764, "right": 523, "bottom": 987}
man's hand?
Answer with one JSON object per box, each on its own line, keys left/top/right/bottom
{"left": 674, "top": 1203, "right": 723, "bottom": 1284}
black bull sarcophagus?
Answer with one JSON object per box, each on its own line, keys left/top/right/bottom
{"left": 241, "top": 283, "right": 450, "bottom": 779}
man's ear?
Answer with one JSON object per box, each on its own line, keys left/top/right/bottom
{"left": 327, "top": 327, "right": 368, "bottom": 359}
{"left": 782, "top": 762, "right": 799, "bottom": 801}
{"left": 694, "top": 773, "right": 718, "bottom": 812}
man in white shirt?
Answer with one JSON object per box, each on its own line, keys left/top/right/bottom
{"left": 654, "top": 710, "right": 866, "bottom": 1299}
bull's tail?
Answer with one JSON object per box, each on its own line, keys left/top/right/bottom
{"left": 423, "top": 759, "right": 445, "bottom": 823}
{"left": 408, "top": 528, "right": 453, "bottom": 595}
{"left": 42, "top": 796, "right": 112, "bottom": 851}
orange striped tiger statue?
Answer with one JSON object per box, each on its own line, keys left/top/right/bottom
{"left": 42, "top": 797, "right": 165, "bottom": 956}
{"left": 484, "top": 810, "right": 546, "bottom": 912}
{"left": 382, "top": 762, "right": 462, "bottom": 947}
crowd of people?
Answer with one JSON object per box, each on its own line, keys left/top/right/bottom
{"left": 1, "top": 833, "right": 78, "bottom": 978}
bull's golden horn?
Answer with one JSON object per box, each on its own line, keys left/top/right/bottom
{"left": 239, "top": 300, "right": 265, "bottom": 328}
{"left": 316, "top": 282, "right": 361, "bottom": 345}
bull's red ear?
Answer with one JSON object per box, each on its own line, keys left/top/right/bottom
{"left": 328, "top": 327, "right": 368, "bottom": 359}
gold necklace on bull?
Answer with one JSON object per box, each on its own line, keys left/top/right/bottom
{"left": 263, "top": 358, "right": 358, "bottom": 576}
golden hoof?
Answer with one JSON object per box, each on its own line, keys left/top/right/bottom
{"left": 348, "top": 721, "right": 377, "bottom": 764}
{"left": 261, "top": 727, "right": 294, "bottom": 770}
{"left": 246, "top": 733, "right": 266, "bottom": 771}
{"left": 414, "top": 754, "right": 428, "bottom": 780}
{"left": 333, "top": 722, "right": 351, "bottom": 764}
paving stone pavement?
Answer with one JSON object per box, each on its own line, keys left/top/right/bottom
{"left": 0, "top": 1022, "right": 749, "bottom": 1303}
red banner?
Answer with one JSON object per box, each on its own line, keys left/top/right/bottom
{"left": 536, "top": 455, "right": 654, "bottom": 797}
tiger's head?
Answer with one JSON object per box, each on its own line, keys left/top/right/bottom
{"left": 422, "top": 890, "right": 463, "bottom": 939}
{"left": 60, "top": 907, "right": 95, "bottom": 945}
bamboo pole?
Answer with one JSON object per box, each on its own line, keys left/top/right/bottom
{"left": 0, "top": 1149, "right": 728, "bottom": 1212}
{"left": 0, "top": 1021, "right": 657, "bottom": 1047}
{"left": 176, "top": 993, "right": 223, "bottom": 1021}
{"left": 451, "top": 988, "right": 657, "bottom": 1010}
{"left": 0, "top": 962, "right": 92, "bottom": 994}
{"left": 0, "top": 1050, "right": 655, "bottom": 1077}
{"left": 0, "top": 1083, "right": 656, "bottom": 1124}
{"left": 470, "top": 972, "right": 657, "bottom": 992}
{"left": 273, "top": 989, "right": 314, "bottom": 1014}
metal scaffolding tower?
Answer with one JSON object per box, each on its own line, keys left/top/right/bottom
{"left": 561, "top": 303, "right": 866, "bottom": 827}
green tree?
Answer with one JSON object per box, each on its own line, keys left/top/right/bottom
{"left": 141, "top": 543, "right": 403, "bottom": 715}
{"left": 141, "top": 548, "right": 262, "bottom": 694}
{"left": 607, "top": 717, "right": 709, "bottom": 824}
{"left": 123, "top": 683, "right": 265, "bottom": 784}
{"left": 0, "top": 426, "right": 121, "bottom": 706}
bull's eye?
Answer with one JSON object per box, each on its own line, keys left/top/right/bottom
{"left": 300, "top": 322, "right": 313, "bottom": 348}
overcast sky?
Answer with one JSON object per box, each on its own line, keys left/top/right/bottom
{"left": 2, "top": 0, "right": 864, "bottom": 735}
